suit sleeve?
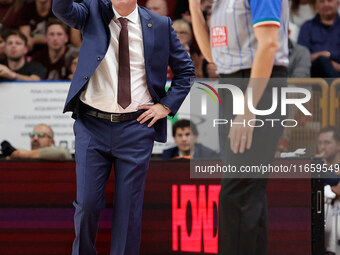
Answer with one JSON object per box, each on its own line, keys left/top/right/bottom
{"left": 52, "top": 0, "right": 90, "bottom": 30}
{"left": 159, "top": 17, "right": 196, "bottom": 116}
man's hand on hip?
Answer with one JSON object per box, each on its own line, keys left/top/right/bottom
{"left": 137, "top": 103, "right": 171, "bottom": 127}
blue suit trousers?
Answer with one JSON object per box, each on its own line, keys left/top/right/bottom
{"left": 72, "top": 112, "right": 155, "bottom": 255}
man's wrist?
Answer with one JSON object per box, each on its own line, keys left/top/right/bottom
{"left": 161, "top": 103, "right": 171, "bottom": 113}
{"left": 11, "top": 71, "right": 17, "bottom": 80}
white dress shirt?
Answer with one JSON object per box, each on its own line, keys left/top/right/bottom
{"left": 80, "top": 5, "right": 153, "bottom": 113}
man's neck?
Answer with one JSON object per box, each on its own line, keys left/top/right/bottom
{"left": 111, "top": 1, "right": 136, "bottom": 17}
{"left": 48, "top": 47, "right": 66, "bottom": 64}
{"left": 179, "top": 149, "right": 190, "bottom": 157}
{"left": 320, "top": 14, "right": 337, "bottom": 26}
{"left": 8, "top": 57, "right": 25, "bottom": 71}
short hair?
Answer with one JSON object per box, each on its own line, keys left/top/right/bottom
{"left": 0, "top": 27, "right": 10, "bottom": 40}
{"left": 172, "top": 119, "right": 198, "bottom": 137}
{"left": 5, "top": 30, "right": 28, "bottom": 46}
{"left": 318, "top": 126, "right": 340, "bottom": 142}
{"left": 34, "top": 124, "right": 54, "bottom": 139}
{"left": 173, "top": 19, "right": 192, "bottom": 37}
{"left": 46, "top": 18, "right": 68, "bottom": 34}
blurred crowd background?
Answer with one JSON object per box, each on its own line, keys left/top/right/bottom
{"left": 1, "top": 0, "right": 339, "bottom": 82}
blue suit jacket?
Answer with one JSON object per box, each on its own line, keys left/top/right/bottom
{"left": 52, "top": 0, "right": 195, "bottom": 143}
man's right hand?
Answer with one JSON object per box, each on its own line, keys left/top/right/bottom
{"left": 331, "top": 60, "right": 340, "bottom": 72}
{"left": 0, "top": 64, "right": 17, "bottom": 80}
{"left": 8, "top": 149, "right": 39, "bottom": 159}
{"left": 311, "top": 51, "right": 331, "bottom": 61}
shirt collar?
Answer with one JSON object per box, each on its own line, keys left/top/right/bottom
{"left": 112, "top": 4, "right": 138, "bottom": 24}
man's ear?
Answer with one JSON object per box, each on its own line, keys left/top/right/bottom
{"left": 50, "top": 139, "right": 55, "bottom": 146}
{"left": 191, "top": 134, "right": 198, "bottom": 144}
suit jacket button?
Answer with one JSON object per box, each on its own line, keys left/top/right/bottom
{"left": 84, "top": 76, "right": 88, "bottom": 80}
{"left": 97, "top": 57, "right": 101, "bottom": 61}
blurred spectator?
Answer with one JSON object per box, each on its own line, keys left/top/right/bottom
{"left": 32, "top": 19, "right": 71, "bottom": 80}
{"left": 174, "top": 0, "right": 191, "bottom": 23}
{"left": 146, "top": 0, "right": 168, "bottom": 16}
{"left": 65, "top": 48, "right": 79, "bottom": 80}
{"left": 173, "top": 19, "right": 192, "bottom": 54}
{"left": 19, "top": 0, "right": 55, "bottom": 52}
{"left": 162, "top": 119, "right": 219, "bottom": 159}
{"left": 0, "top": 0, "right": 22, "bottom": 30}
{"left": 175, "top": 0, "right": 206, "bottom": 24}
{"left": 0, "top": 30, "right": 45, "bottom": 81}
{"left": 190, "top": 48, "right": 204, "bottom": 77}
{"left": 288, "top": 21, "right": 300, "bottom": 43}
{"left": 290, "top": 0, "right": 316, "bottom": 41}
{"left": 298, "top": 0, "right": 340, "bottom": 78}
{"left": 167, "top": 20, "right": 191, "bottom": 79}
{"left": 204, "top": 0, "right": 213, "bottom": 27}
{"left": 0, "top": 27, "right": 8, "bottom": 64}
{"left": 317, "top": 127, "right": 340, "bottom": 255}
{"left": 318, "top": 126, "right": 340, "bottom": 166}
{"left": 202, "top": 59, "right": 219, "bottom": 78}
{"left": 1, "top": 124, "right": 72, "bottom": 160}
{"left": 18, "top": 0, "right": 82, "bottom": 53}
{"left": 288, "top": 38, "right": 311, "bottom": 77}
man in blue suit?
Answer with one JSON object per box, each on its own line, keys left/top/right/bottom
{"left": 52, "top": 0, "right": 195, "bottom": 254}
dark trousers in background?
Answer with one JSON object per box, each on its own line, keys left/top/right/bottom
{"left": 72, "top": 112, "right": 155, "bottom": 255}
{"left": 311, "top": 56, "right": 340, "bottom": 78}
{"left": 218, "top": 67, "right": 287, "bottom": 255}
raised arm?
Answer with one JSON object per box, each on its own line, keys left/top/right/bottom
{"left": 52, "top": 0, "right": 90, "bottom": 30}
{"left": 189, "top": 0, "right": 213, "bottom": 62}
{"left": 246, "top": 26, "right": 279, "bottom": 106}
{"left": 229, "top": 0, "right": 284, "bottom": 154}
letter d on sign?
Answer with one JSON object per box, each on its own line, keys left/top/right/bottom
{"left": 172, "top": 185, "right": 221, "bottom": 253}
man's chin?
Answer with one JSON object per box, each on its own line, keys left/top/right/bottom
{"left": 31, "top": 145, "right": 40, "bottom": 150}
{"left": 7, "top": 56, "right": 22, "bottom": 62}
{"left": 179, "top": 149, "right": 191, "bottom": 155}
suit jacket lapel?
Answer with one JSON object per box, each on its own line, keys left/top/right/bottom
{"left": 138, "top": 7, "right": 154, "bottom": 67}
